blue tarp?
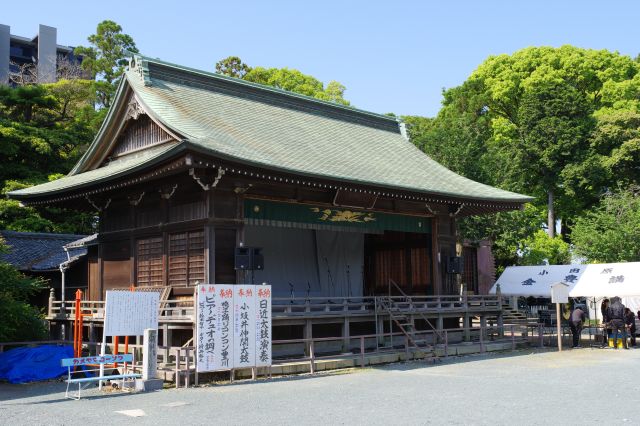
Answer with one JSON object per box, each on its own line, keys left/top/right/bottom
{"left": 0, "top": 345, "right": 73, "bottom": 384}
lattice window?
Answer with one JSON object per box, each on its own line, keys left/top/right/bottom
{"left": 137, "top": 237, "right": 164, "bottom": 287}
{"left": 169, "top": 230, "right": 205, "bottom": 286}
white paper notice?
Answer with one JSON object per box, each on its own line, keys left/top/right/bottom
{"left": 196, "top": 284, "right": 234, "bottom": 372}
{"left": 233, "top": 285, "right": 256, "bottom": 369}
{"left": 255, "top": 285, "right": 272, "bottom": 367}
{"left": 104, "top": 291, "right": 159, "bottom": 337}
{"left": 196, "top": 284, "right": 272, "bottom": 372}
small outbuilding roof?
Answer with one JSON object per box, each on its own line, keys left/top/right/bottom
{"left": 0, "top": 231, "right": 89, "bottom": 272}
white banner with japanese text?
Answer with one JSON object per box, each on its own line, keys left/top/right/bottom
{"left": 196, "top": 284, "right": 271, "bottom": 372}
{"left": 255, "top": 285, "right": 272, "bottom": 367}
{"left": 233, "top": 285, "right": 256, "bottom": 369}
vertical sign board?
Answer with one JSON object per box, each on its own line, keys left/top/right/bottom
{"left": 234, "top": 285, "right": 256, "bottom": 369}
{"left": 104, "top": 291, "right": 159, "bottom": 336}
{"left": 256, "top": 285, "right": 272, "bottom": 367}
{"left": 196, "top": 284, "right": 234, "bottom": 372}
{"left": 217, "top": 285, "right": 234, "bottom": 370}
{"left": 196, "top": 284, "right": 271, "bottom": 372}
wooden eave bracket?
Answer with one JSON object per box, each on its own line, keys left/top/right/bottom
{"left": 189, "top": 167, "right": 225, "bottom": 191}
{"left": 159, "top": 184, "right": 178, "bottom": 200}
{"left": 85, "top": 195, "right": 112, "bottom": 212}
{"left": 425, "top": 203, "right": 437, "bottom": 216}
{"left": 449, "top": 203, "right": 465, "bottom": 217}
{"left": 127, "top": 191, "right": 145, "bottom": 206}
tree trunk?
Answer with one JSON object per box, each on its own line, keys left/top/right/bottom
{"left": 547, "top": 189, "right": 555, "bottom": 238}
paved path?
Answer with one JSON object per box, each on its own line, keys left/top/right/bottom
{"left": 1, "top": 348, "right": 640, "bottom": 425}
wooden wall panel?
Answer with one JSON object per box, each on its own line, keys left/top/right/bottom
{"left": 101, "top": 240, "right": 131, "bottom": 294}
{"left": 168, "top": 230, "right": 205, "bottom": 286}
{"left": 137, "top": 236, "right": 164, "bottom": 286}
{"left": 110, "top": 115, "right": 172, "bottom": 158}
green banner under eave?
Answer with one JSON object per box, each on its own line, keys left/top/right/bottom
{"left": 244, "top": 199, "right": 431, "bottom": 234}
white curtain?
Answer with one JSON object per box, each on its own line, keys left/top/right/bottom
{"left": 243, "top": 225, "right": 363, "bottom": 298}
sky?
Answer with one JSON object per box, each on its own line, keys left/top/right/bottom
{"left": 5, "top": 0, "right": 640, "bottom": 117}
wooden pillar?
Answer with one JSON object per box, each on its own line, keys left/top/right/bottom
{"left": 437, "top": 315, "right": 444, "bottom": 344}
{"left": 97, "top": 242, "right": 104, "bottom": 299}
{"left": 464, "top": 313, "right": 471, "bottom": 342}
{"left": 163, "top": 322, "right": 170, "bottom": 365}
{"left": 204, "top": 191, "right": 215, "bottom": 284}
{"left": 431, "top": 216, "right": 441, "bottom": 295}
{"left": 304, "top": 320, "right": 312, "bottom": 357}
{"left": 342, "top": 317, "right": 350, "bottom": 353}
{"left": 480, "top": 316, "right": 487, "bottom": 343}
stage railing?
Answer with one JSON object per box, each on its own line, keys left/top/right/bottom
{"left": 49, "top": 294, "right": 503, "bottom": 322}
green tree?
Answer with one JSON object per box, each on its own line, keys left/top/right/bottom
{"left": 244, "top": 66, "right": 349, "bottom": 105}
{"left": 571, "top": 187, "right": 640, "bottom": 262}
{"left": 74, "top": 20, "right": 139, "bottom": 107}
{"left": 0, "top": 238, "right": 47, "bottom": 342}
{"left": 520, "top": 230, "right": 571, "bottom": 265}
{"left": 459, "top": 204, "right": 545, "bottom": 274}
{"left": 468, "top": 47, "right": 638, "bottom": 236}
{"left": 0, "top": 83, "right": 98, "bottom": 235}
{"left": 215, "top": 56, "right": 251, "bottom": 78}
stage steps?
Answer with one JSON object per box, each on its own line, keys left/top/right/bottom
{"left": 378, "top": 299, "right": 437, "bottom": 356}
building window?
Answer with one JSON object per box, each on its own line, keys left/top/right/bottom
{"left": 168, "top": 230, "right": 205, "bottom": 286}
{"left": 137, "top": 236, "right": 164, "bottom": 287}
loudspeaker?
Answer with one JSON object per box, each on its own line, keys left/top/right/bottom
{"left": 251, "top": 247, "right": 264, "bottom": 270}
{"left": 234, "top": 246, "right": 264, "bottom": 270}
{"left": 234, "top": 247, "right": 252, "bottom": 270}
{"left": 447, "top": 256, "right": 463, "bottom": 274}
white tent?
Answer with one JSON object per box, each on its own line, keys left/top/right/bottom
{"left": 488, "top": 265, "right": 585, "bottom": 297}
{"left": 490, "top": 262, "right": 640, "bottom": 298}
{"left": 489, "top": 262, "right": 640, "bottom": 320}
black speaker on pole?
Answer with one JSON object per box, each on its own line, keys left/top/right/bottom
{"left": 234, "top": 247, "right": 252, "bottom": 270}
{"left": 234, "top": 246, "right": 264, "bottom": 270}
{"left": 447, "top": 256, "right": 463, "bottom": 274}
{"left": 251, "top": 247, "right": 264, "bottom": 270}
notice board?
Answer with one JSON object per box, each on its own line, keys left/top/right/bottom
{"left": 196, "top": 284, "right": 272, "bottom": 372}
{"left": 104, "top": 291, "right": 159, "bottom": 337}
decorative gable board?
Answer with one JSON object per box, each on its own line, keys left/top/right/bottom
{"left": 107, "top": 114, "right": 174, "bottom": 160}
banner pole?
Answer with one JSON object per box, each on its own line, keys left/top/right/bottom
{"left": 556, "top": 302, "right": 562, "bottom": 351}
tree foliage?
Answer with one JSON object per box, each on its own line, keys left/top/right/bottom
{"left": 0, "top": 81, "right": 99, "bottom": 235}
{"left": 215, "top": 56, "right": 251, "bottom": 79}
{"left": 571, "top": 187, "right": 640, "bottom": 262}
{"left": 459, "top": 204, "right": 544, "bottom": 274}
{"left": 0, "top": 239, "right": 47, "bottom": 342}
{"left": 215, "top": 56, "right": 350, "bottom": 105}
{"left": 520, "top": 230, "right": 571, "bottom": 266}
{"left": 75, "top": 20, "right": 139, "bottom": 107}
{"left": 406, "top": 46, "right": 640, "bottom": 268}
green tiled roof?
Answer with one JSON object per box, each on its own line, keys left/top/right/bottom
{"left": 10, "top": 144, "right": 179, "bottom": 198}
{"left": 10, "top": 55, "right": 533, "bottom": 204}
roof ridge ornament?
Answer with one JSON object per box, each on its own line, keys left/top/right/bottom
{"left": 129, "top": 54, "right": 152, "bottom": 86}
{"left": 397, "top": 118, "right": 409, "bottom": 140}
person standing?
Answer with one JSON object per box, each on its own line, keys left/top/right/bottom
{"left": 601, "top": 298, "right": 610, "bottom": 348}
{"left": 570, "top": 305, "right": 586, "bottom": 348}
{"left": 606, "top": 297, "right": 628, "bottom": 349}
{"left": 624, "top": 308, "right": 636, "bottom": 347}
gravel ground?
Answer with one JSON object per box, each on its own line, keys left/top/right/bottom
{"left": 1, "top": 347, "right": 639, "bottom": 425}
